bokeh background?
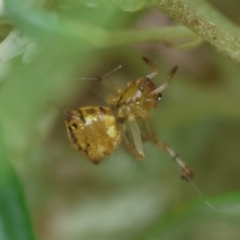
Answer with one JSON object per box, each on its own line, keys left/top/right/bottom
{"left": 1, "top": 0, "right": 240, "bottom": 240}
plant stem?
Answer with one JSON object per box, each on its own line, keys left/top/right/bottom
{"left": 5, "top": 0, "right": 197, "bottom": 48}
{"left": 147, "top": 0, "right": 240, "bottom": 62}
{"left": 75, "top": 24, "right": 198, "bottom": 47}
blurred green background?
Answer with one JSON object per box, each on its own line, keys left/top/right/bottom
{"left": 1, "top": 0, "right": 240, "bottom": 240}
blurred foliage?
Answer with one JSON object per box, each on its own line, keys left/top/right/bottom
{"left": 1, "top": 0, "right": 240, "bottom": 240}
{"left": 0, "top": 126, "right": 35, "bottom": 240}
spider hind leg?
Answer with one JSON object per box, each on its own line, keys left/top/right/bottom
{"left": 143, "top": 117, "right": 194, "bottom": 181}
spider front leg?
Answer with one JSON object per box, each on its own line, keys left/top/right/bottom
{"left": 121, "top": 116, "right": 145, "bottom": 160}
{"left": 143, "top": 117, "right": 194, "bottom": 181}
{"left": 142, "top": 56, "right": 159, "bottom": 79}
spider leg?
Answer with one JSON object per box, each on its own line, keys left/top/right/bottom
{"left": 150, "top": 66, "right": 178, "bottom": 95}
{"left": 135, "top": 118, "right": 150, "bottom": 142}
{"left": 121, "top": 115, "right": 145, "bottom": 160}
{"left": 143, "top": 116, "right": 194, "bottom": 181}
{"left": 142, "top": 56, "right": 159, "bottom": 79}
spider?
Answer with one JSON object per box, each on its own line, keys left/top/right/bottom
{"left": 65, "top": 57, "right": 193, "bottom": 181}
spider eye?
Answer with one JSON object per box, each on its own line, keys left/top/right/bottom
{"left": 158, "top": 93, "right": 162, "bottom": 101}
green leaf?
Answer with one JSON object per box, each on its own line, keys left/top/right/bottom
{"left": 0, "top": 124, "right": 36, "bottom": 240}
{"left": 137, "top": 193, "right": 240, "bottom": 240}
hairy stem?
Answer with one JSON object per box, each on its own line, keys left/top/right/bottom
{"left": 147, "top": 0, "right": 240, "bottom": 61}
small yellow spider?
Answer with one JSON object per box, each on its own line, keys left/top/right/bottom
{"left": 65, "top": 57, "right": 193, "bottom": 181}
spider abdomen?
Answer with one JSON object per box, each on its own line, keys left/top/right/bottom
{"left": 65, "top": 106, "right": 122, "bottom": 164}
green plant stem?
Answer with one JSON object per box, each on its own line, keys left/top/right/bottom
{"left": 147, "top": 0, "right": 240, "bottom": 62}
{"left": 72, "top": 24, "right": 198, "bottom": 47}
{"left": 5, "top": 0, "right": 197, "bottom": 48}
